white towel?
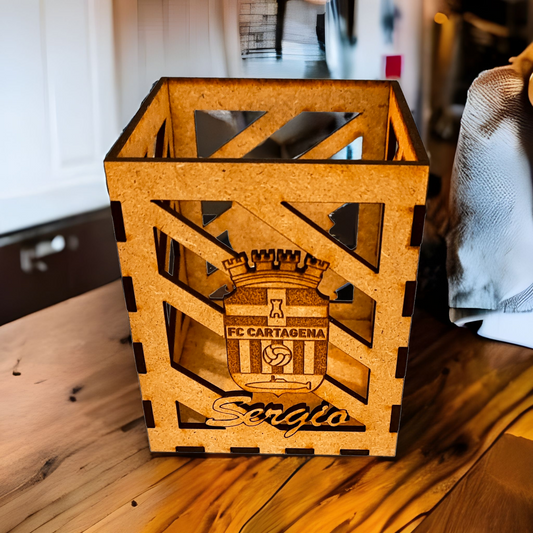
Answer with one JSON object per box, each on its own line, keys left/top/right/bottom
{"left": 447, "top": 65, "right": 533, "bottom": 317}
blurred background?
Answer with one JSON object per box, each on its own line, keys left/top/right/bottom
{"left": 1, "top": 0, "right": 532, "bottom": 324}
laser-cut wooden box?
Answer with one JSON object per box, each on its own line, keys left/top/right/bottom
{"left": 105, "top": 78, "right": 429, "bottom": 457}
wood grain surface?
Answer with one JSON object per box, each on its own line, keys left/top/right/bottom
{"left": 1, "top": 281, "right": 532, "bottom": 532}
{"left": 414, "top": 411, "right": 533, "bottom": 533}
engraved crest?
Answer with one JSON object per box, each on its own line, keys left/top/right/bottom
{"left": 223, "top": 249, "right": 330, "bottom": 395}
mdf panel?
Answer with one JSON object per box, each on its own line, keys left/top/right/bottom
{"left": 105, "top": 78, "right": 429, "bottom": 457}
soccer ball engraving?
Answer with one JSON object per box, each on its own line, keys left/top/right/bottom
{"left": 263, "top": 344, "right": 292, "bottom": 367}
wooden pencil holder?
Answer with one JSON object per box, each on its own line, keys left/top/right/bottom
{"left": 105, "top": 78, "right": 429, "bottom": 457}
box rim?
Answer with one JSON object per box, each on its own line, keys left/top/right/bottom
{"left": 105, "top": 77, "right": 429, "bottom": 166}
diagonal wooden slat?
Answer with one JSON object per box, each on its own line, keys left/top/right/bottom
{"left": 329, "top": 323, "right": 372, "bottom": 363}
{"left": 237, "top": 198, "right": 381, "bottom": 298}
{"left": 151, "top": 202, "right": 234, "bottom": 271}
{"left": 300, "top": 115, "right": 364, "bottom": 160}
{"left": 157, "top": 275, "right": 224, "bottom": 337}
{"left": 235, "top": 198, "right": 420, "bottom": 310}
{"left": 209, "top": 109, "right": 300, "bottom": 159}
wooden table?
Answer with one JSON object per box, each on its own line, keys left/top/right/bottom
{"left": 2, "top": 281, "right": 533, "bottom": 533}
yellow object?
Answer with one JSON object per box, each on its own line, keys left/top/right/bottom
{"left": 104, "top": 78, "right": 429, "bottom": 456}
{"left": 434, "top": 12, "right": 448, "bottom": 25}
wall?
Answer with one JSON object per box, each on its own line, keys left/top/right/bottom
{"left": 326, "top": 0, "right": 423, "bottom": 115}
{"left": 116, "top": 0, "right": 242, "bottom": 127}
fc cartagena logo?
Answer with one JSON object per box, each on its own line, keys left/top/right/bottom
{"left": 205, "top": 249, "right": 356, "bottom": 438}
{"left": 222, "top": 249, "right": 329, "bottom": 395}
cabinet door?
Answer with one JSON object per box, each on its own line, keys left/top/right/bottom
{"left": 0, "top": 0, "right": 119, "bottom": 234}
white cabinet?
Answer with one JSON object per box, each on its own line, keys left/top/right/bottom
{"left": 0, "top": 0, "right": 118, "bottom": 234}
{"left": 0, "top": 0, "right": 242, "bottom": 235}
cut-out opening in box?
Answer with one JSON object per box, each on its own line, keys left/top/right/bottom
{"left": 154, "top": 199, "right": 377, "bottom": 346}
{"left": 110, "top": 78, "right": 427, "bottom": 163}
{"left": 165, "top": 301, "right": 371, "bottom": 407}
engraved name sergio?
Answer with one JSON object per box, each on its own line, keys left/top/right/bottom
{"left": 206, "top": 395, "right": 350, "bottom": 438}
{"left": 225, "top": 326, "right": 327, "bottom": 340}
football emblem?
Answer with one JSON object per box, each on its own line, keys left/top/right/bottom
{"left": 222, "top": 249, "right": 330, "bottom": 395}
